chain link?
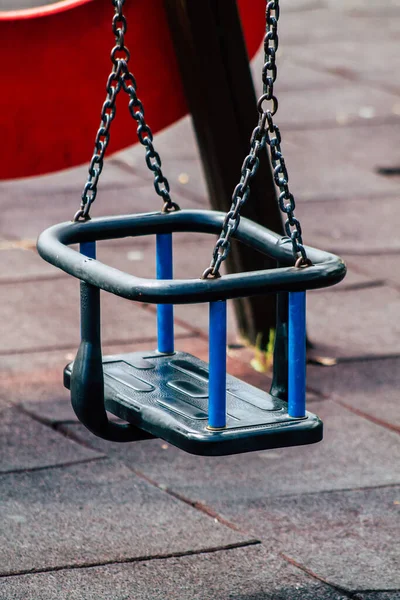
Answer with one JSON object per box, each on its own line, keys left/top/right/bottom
{"left": 203, "top": 0, "right": 309, "bottom": 279}
{"left": 74, "top": 0, "right": 178, "bottom": 222}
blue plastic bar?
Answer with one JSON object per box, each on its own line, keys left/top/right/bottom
{"left": 208, "top": 301, "right": 227, "bottom": 429}
{"left": 156, "top": 233, "right": 174, "bottom": 353}
{"left": 288, "top": 291, "right": 307, "bottom": 418}
{"left": 80, "top": 241, "right": 96, "bottom": 259}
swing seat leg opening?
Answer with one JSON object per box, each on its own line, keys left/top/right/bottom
{"left": 63, "top": 349, "right": 322, "bottom": 456}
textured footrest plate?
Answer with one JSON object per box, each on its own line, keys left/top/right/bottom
{"left": 64, "top": 350, "right": 323, "bottom": 456}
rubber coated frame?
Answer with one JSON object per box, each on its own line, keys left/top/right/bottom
{"left": 37, "top": 209, "right": 346, "bottom": 304}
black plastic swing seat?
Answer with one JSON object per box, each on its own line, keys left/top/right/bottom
{"left": 63, "top": 350, "right": 323, "bottom": 456}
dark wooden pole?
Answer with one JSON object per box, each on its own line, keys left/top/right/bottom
{"left": 164, "top": 0, "right": 284, "bottom": 349}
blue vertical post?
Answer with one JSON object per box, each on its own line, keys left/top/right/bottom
{"left": 80, "top": 241, "right": 96, "bottom": 260}
{"left": 208, "top": 300, "right": 227, "bottom": 429}
{"left": 156, "top": 233, "right": 174, "bottom": 354}
{"left": 288, "top": 291, "right": 306, "bottom": 418}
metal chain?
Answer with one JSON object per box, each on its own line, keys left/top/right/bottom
{"left": 74, "top": 0, "right": 178, "bottom": 222}
{"left": 202, "top": 0, "right": 309, "bottom": 279}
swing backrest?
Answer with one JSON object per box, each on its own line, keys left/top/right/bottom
{"left": 0, "top": 0, "right": 265, "bottom": 180}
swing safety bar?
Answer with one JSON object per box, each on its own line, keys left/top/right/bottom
{"left": 37, "top": 210, "right": 346, "bottom": 303}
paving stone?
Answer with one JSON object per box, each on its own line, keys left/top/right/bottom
{"left": 261, "top": 57, "right": 345, "bottom": 92}
{"left": 125, "top": 95, "right": 400, "bottom": 212}
{"left": 117, "top": 155, "right": 208, "bottom": 207}
{"left": 223, "top": 486, "right": 400, "bottom": 592}
{"left": 0, "top": 170, "right": 199, "bottom": 241}
{"left": 0, "top": 248, "right": 56, "bottom": 282}
{"left": 95, "top": 232, "right": 226, "bottom": 281}
{"left": 277, "top": 84, "right": 400, "bottom": 129}
{"left": 63, "top": 400, "right": 400, "bottom": 501}
{"left": 347, "top": 254, "right": 400, "bottom": 289}
{"left": 0, "top": 153, "right": 144, "bottom": 194}
{"left": 281, "top": 0, "right": 326, "bottom": 11}
{"left": 0, "top": 405, "right": 103, "bottom": 474}
{"left": 0, "top": 545, "right": 350, "bottom": 600}
{"left": 290, "top": 36, "right": 400, "bottom": 91}
{"left": 0, "top": 337, "right": 199, "bottom": 413}
{"left": 302, "top": 197, "right": 400, "bottom": 253}
{"left": 282, "top": 0, "right": 400, "bottom": 15}
{"left": 277, "top": 125, "right": 400, "bottom": 204}
{"left": 242, "top": 38, "right": 400, "bottom": 128}
{"left": 280, "top": 6, "right": 392, "bottom": 46}
{"left": 359, "top": 595, "right": 400, "bottom": 600}
{"left": 307, "top": 286, "right": 400, "bottom": 358}
{"left": 0, "top": 460, "right": 252, "bottom": 576}
{"left": 0, "top": 277, "right": 190, "bottom": 353}
{"left": 316, "top": 256, "right": 379, "bottom": 290}
{"left": 308, "top": 357, "right": 400, "bottom": 430}
{"left": 108, "top": 118, "right": 209, "bottom": 204}
{"left": 19, "top": 397, "right": 79, "bottom": 425}
{"left": 325, "top": 0, "right": 400, "bottom": 14}
{"left": 115, "top": 116, "right": 200, "bottom": 164}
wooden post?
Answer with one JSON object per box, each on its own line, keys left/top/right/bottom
{"left": 164, "top": 0, "right": 284, "bottom": 349}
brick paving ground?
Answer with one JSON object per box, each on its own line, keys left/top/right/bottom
{"left": 0, "top": 1, "right": 399, "bottom": 599}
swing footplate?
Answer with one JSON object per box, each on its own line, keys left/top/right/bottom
{"left": 64, "top": 351, "right": 322, "bottom": 456}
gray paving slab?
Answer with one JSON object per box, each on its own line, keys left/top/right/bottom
{"left": 302, "top": 197, "right": 400, "bottom": 253}
{"left": 0, "top": 231, "right": 214, "bottom": 283}
{"left": 290, "top": 36, "right": 400, "bottom": 91}
{"left": 63, "top": 400, "right": 400, "bottom": 501}
{"left": 0, "top": 337, "right": 197, "bottom": 409}
{"left": 0, "top": 545, "right": 350, "bottom": 600}
{"left": 280, "top": 6, "right": 396, "bottom": 46}
{"left": 0, "top": 405, "right": 103, "bottom": 474}
{"left": 0, "top": 277, "right": 190, "bottom": 353}
{"left": 0, "top": 168, "right": 199, "bottom": 241}
{"left": 114, "top": 117, "right": 200, "bottom": 163}
{"left": 276, "top": 84, "right": 400, "bottom": 129}
{"left": 0, "top": 248, "right": 56, "bottom": 282}
{"left": 261, "top": 127, "right": 400, "bottom": 206}
{"left": 359, "top": 595, "right": 400, "bottom": 600}
{"left": 116, "top": 155, "right": 208, "bottom": 206}
{"left": 262, "top": 57, "right": 346, "bottom": 92}
{"left": 308, "top": 357, "right": 400, "bottom": 430}
{"left": 224, "top": 486, "right": 400, "bottom": 592}
{"left": 124, "top": 99, "right": 400, "bottom": 210}
{"left": 347, "top": 254, "right": 400, "bottom": 289}
{"left": 95, "top": 233, "right": 227, "bottom": 280}
{"left": 315, "top": 256, "right": 379, "bottom": 290}
{"left": 307, "top": 285, "right": 400, "bottom": 358}
{"left": 103, "top": 118, "right": 208, "bottom": 205}
{"left": 0, "top": 157, "right": 142, "bottom": 206}
{"left": 19, "top": 396, "right": 80, "bottom": 425}
{"left": 0, "top": 460, "right": 252, "bottom": 577}
{"left": 325, "top": 0, "right": 400, "bottom": 14}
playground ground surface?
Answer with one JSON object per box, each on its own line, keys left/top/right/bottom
{"left": 1, "top": 1, "right": 400, "bottom": 598}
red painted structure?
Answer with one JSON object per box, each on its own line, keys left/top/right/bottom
{"left": 0, "top": 0, "right": 264, "bottom": 180}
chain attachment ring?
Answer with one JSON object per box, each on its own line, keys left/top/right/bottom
{"left": 295, "top": 256, "right": 313, "bottom": 269}
{"left": 161, "top": 201, "right": 181, "bottom": 214}
{"left": 201, "top": 267, "right": 222, "bottom": 280}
